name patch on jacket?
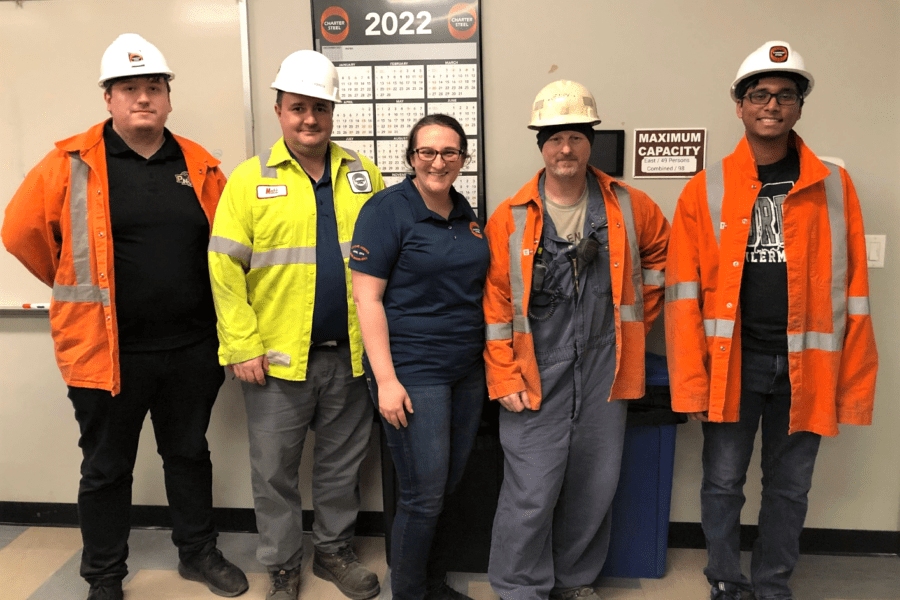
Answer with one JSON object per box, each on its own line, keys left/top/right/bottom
{"left": 347, "top": 171, "right": 372, "bottom": 194}
{"left": 257, "top": 185, "right": 288, "bottom": 199}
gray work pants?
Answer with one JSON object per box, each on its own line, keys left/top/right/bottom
{"left": 489, "top": 374, "right": 627, "bottom": 600}
{"left": 242, "top": 342, "right": 373, "bottom": 570}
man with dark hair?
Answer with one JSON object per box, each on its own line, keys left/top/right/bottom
{"left": 2, "top": 33, "right": 247, "bottom": 600}
{"left": 666, "top": 41, "right": 878, "bottom": 600}
{"left": 483, "top": 80, "right": 669, "bottom": 600}
{"left": 209, "top": 50, "right": 384, "bottom": 600}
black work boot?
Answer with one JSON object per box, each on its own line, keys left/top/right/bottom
{"left": 178, "top": 542, "right": 249, "bottom": 597}
{"left": 86, "top": 579, "right": 123, "bottom": 600}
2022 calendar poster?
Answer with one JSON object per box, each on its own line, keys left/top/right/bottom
{"left": 311, "top": 1, "right": 485, "bottom": 218}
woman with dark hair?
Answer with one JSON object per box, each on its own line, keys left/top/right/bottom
{"left": 350, "top": 114, "right": 489, "bottom": 600}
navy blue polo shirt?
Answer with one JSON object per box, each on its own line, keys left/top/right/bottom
{"left": 349, "top": 175, "right": 489, "bottom": 385}
{"left": 286, "top": 146, "right": 349, "bottom": 343}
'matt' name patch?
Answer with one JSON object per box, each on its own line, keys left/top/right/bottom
{"left": 257, "top": 185, "right": 287, "bottom": 199}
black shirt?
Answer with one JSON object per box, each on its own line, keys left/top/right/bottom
{"left": 104, "top": 121, "right": 217, "bottom": 351}
{"left": 739, "top": 148, "right": 800, "bottom": 355}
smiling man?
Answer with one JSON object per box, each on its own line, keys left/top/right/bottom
{"left": 483, "top": 80, "right": 669, "bottom": 600}
{"left": 2, "top": 34, "right": 247, "bottom": 600}
{"left": 665, "top": 41, "right": 878, "bottom": 600}
{"left": 208, "top": 50, "right": 384, "bottom": 600}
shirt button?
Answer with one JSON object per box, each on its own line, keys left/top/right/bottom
{"left": 98, "top": 232, "right": 104, "bottom": 237}
{"left": 616, "top": 222, "right": 621, "bottom": 228}
{"left": 614, "top": 262, "right": 620, "bottom": 268}
{"left": 726, "top": 302, "right": 733, "bottom": 308}
{"left": 733, "top": 261, "right": 739, "bottom": 267}
{"left": 720, "top": 346, "right": 726, "bottom": 351}
{"left": 99, "top": 273, "right": 105, "bottom": 279}
{"left": 742, "top": 219, "right": 748, "bottom": 224}
{"left": 751, "top": 185, "right": 758, "bottom": 189}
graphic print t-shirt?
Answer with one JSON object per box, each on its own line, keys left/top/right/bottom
{"left": 739, "top": 149, "right": 800, "bottom": 355}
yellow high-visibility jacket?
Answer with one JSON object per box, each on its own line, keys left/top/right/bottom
{"left": 208, "top": 139, "right": 384, "bottom": 380}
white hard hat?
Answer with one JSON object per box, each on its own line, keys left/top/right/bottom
{"left": 730, "top": 40, "right": 814, "bottom": 101}
{"left": 528, "top": 80, "right": 601, "bottom": 130}
{"left": 98, "top": 33, "right": 174, "bottom": 87}
{"left": 271, "top": 50, "right": 341, "bottom": 103}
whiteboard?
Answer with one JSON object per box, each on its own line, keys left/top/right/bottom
{"left": 0, "top": 0, "right": 246, "bottom": 307}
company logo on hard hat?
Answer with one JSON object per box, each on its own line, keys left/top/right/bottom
{"left": 321, "top": 6, "right": 350, "bottom": 44}
{"left": 128, "top": 52, "right": 145, "bottom": 66}
{"left": 769, "top": 46, "right": 789, "bottom": 63}
{"left": 448, "top": 4, "right": 477, "bottom": 40}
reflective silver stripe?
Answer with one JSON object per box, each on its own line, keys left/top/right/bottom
{"left": 704, "top": 318, "right": 734, "bottom": 338}
{"left": 339, "top": 240, "right": 351, "bottom": 259}
{"left": 52, "top": 283, "right": 110, "bottom": 305}
{"left": 615, "top": 185, "right": 644, "bottom": 322}
{"left": 513, "top": 314, "right": 531, "bottom": 334}
{"left": 250, "top": 246, "right": 317, "bottom": 269}
{"left": 486, "top": 322, "right": 512, "bottom": 341}
{"left": 666, "top": 281, "right": 699, "bottom": 302}
{"left": 620, "top": 305, "right": 640, "bottom": 322}
{"left": 642, "top": 268, "right": 665, "bottom": 287}
{"left": 787, "top": 163, "right": 848, "bottom": 353}
{"left": 706, "top": 160, "right": 725, "bottom": 245}
{"left": 848, "top": 296, "right": 870, "bottom": 315}
{"left": 509, "top": 205, "right": 532, "bottom": 334}
{"left": 261, "top": 149, "right": 278, "bottom": 179}
{"left": 340, "top": 146, "right": 364, "bottom": 172}
{"left": 787, "top": 331, "right": 842, "bottom": 353}
{"left": 69, "top": 153, "right": 91, "bottom": 285}
{"left": 208, "top": 235, "right": 252, "bottom": 265}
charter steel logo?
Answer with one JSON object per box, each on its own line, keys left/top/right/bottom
{"left": 769, "top": 45, "right": 789, "bottom": 63}
{"left": 448, "top": 4, "right": 477, "bottom": 40}
{"left": 321, "top": 6, "right": 350, "bottom": 44}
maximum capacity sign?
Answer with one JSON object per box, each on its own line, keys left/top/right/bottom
{"left": 633, "top": 128, "right": 706, "bottom": 179}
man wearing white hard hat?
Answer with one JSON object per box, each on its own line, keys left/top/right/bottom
{"left": 2, "top": 34, "right": 248, "bottom": 600}
{"left": 665, "top": 41, "right": 878, "bottom": 600}
{"left": 208, "top": 50, "right": 384, "bottom": 600}
{"left": 482, "top": 80, "right": 669, "bottom": 600}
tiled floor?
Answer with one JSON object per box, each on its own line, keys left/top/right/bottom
{"left": 1, "top": 525, "right": 898, "bottom": 600}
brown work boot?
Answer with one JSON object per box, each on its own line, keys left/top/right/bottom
{"left": 312, "top": 545, "right": 380, "bottom": 599}
{"left": 268, "top": 567, "right": 301, "bottom": 600}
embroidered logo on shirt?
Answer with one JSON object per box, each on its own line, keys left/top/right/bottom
{"left": 257, "top": 185, "right": 288, "bottom": 199}
{"left": 175, "top": 171, "right": 193, "bottom": 187}
{"left": 347, "top": 171, "right": 373, "bottom": 194}
{"left": 350, "top": 244, "right": 369, "bottom": 261}
{"left": 469, "top": 222, "right": 483, "bottom": 239}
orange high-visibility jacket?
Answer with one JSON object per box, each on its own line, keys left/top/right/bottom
{"left": 483, "top": 166, "right": 669, "bottom": 409}
{"left": 664, "top": 133, "right": 877, "bottom": 436}
{"left": 2, "top": 120, "right": 227, "bottom": 395}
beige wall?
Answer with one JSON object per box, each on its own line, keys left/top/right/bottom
{"left": 1, "top": 0, "right": 898, "bottom": 533}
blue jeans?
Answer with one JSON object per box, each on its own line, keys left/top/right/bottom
{"left": 701, "top": 351, "right": 821, "bottom": 600}
{"left": 371, "top": 364, "right": 485, "bottom": 600}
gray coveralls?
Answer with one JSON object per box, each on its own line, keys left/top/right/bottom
{"left": 489, "top": 174, "right": 628, "bottom": 600}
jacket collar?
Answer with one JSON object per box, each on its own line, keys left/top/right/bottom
{"left": 730, "top": 131, "right": 833, "bottom": 190}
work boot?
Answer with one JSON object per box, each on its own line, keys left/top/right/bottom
{"left": 178, "top": 542, "right": 249, "bottom": 597}
{"left": 269, "top": 567, "right": 302, "bottom": 600}
{"left": 710, "top": 581, "right": 752, "bottom": 600}
{"left": 313, "top": 545, "right": 380, "bottom": 599}
{"left": 425, "top": 579, "right": 475, "bottom": 600}
{"left": 549, "top": 586, "right": 602, "bottom": 600}
{"left": 86, "top": 580, "right": 123, "bottom": 600}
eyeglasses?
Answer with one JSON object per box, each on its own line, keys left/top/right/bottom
{"left": 412, "top": 148, "right": 464, "bottom": 162}
{"left": 744, "top": 90, "right": 800, "bottom": 106}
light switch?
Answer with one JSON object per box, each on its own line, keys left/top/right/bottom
{"left": 865, "top": 234, "right": 885, "bottom": 268}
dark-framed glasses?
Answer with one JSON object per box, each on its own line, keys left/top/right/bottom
{"left": 413, "top": 148, "right": 464, "bottom": 162}
{"left": 744, "top": 90, "right": 800, "bottom": 106}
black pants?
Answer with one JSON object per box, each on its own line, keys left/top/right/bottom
{"left": 67, "top": 334, "right": 225, "bottom": 584}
